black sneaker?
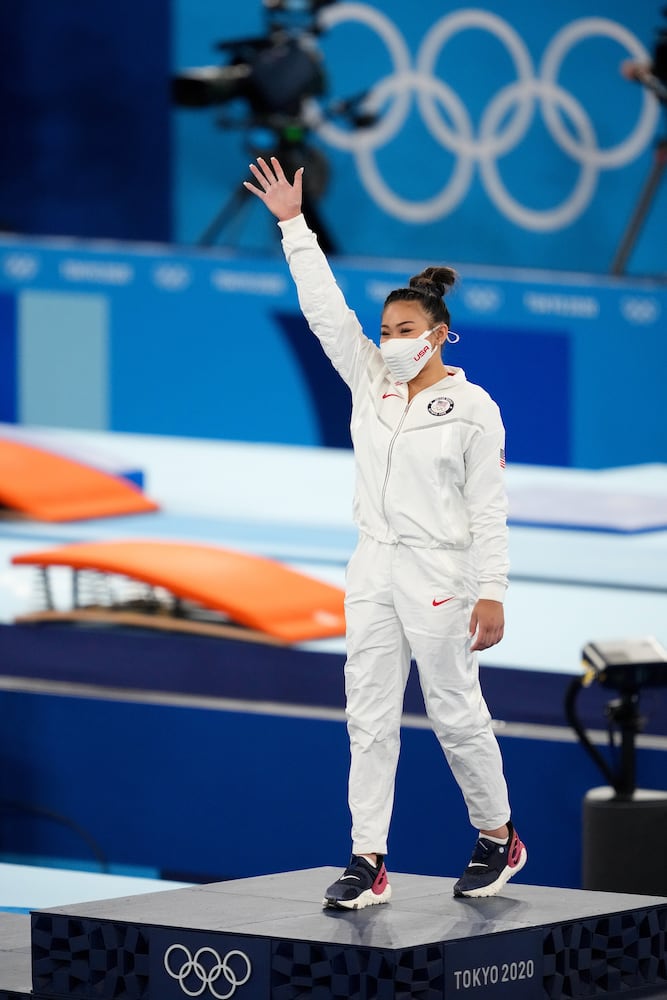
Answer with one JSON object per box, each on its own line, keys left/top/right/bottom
{"left": 323, "top": 855, "right": 392, "bottom": 910}
{"left": 453, "top": 821, "right": 527, "bottom": 898}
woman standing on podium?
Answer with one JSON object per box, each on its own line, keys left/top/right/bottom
{"left": 244, "top": 156, "right": 527, "bottom": 907}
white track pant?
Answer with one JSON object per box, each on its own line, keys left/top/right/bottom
{"left": 344, "top": 533, "right": 511, "bottom": 855}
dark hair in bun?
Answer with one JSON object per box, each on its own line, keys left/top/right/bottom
{"left": 384, "top": 265, "right": 457, "bottom": 326}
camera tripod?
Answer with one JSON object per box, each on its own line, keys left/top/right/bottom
{"left": 611, "top": 134, "right": 667, "bottom": 275}
{"left": 567, "top": 653, "right": 667, "bottom": 895}
{"left": 565, "top": 675, "right": 644, "bottom": 798}
{"left": 197, "top": 128, "right": 337, "bottom": 254}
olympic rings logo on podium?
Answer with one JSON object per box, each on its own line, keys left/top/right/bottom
{"left": 164, "top": 944, "right": 252, "bottom": 998}
{"left": 307, "top": 5, "right": 659, "bottom": 231}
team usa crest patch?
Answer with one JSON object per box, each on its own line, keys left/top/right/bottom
{"left": 428, "top": 396, "right": 455, "bottom": 416}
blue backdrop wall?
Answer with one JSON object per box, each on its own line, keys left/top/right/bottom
{"left": 0, "top": 1, "right": 665, "bottom": 276}
{"left": 0, "top": 0, "right": 171, "bottom": 243}
{"left": 171, "top": 0, "right": 667, "bottom": 276}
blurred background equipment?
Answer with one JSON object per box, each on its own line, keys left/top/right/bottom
{"left": 11, "top": 539, "right": 347, "bottom": 643}
{"left": 1, "top": 0, "right": 663, "bottom": 270}
{"left": 172, "top": 0, "right": 331, "bottom": 115}
{"left": 566, "top": 636, "right": 667, "bottom": 895}
{"left": 612, "top": 6, "right": 667, "bottom": 274}
{"left": 172, "top": 0, "right": 372, "bottom": 250}
{"left": 0, "top": 435, "right": 158, "bottom": 522}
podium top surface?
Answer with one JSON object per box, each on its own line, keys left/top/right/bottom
{"left": 34, "top": 867, "right": 667, "bottom": 951}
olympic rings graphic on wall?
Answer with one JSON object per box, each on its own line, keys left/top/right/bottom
{"left": 307, "top": 5, "right": 659, "bottom": 231}
{"left": 164, "top": 944, "right": 252, "bottom": 999}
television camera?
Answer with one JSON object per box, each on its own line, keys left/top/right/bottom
{"left": 172, "top": 0, "right": 371, "bottom": 249}
{"left": 172, "top": 0, "right": 333, "bottom": 119}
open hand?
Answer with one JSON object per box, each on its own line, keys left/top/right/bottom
{"left": 243, "top": 156, "right": 303, "bottom": 222}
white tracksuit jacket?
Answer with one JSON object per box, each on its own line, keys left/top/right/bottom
{"left": 279, "top": 214, "right": 512, "bottom": 849}
{"left": 279, "top": 214, "right": 509, "bottom": 601}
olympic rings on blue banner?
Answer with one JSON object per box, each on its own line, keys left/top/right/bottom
{"left": 306, "top": 6, "right": 659, "bottom": 231}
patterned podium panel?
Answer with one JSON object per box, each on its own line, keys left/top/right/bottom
{"left": 21, "top": 869, "right": 667, "bottom": 1000}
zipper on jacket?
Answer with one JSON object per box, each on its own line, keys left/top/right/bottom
{"left": 381, "top": 399, "right": 411, "bottom": 520}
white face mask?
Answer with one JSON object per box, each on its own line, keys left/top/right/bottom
{"left": 380, "top": 326, "right": 439, "bottom": 382}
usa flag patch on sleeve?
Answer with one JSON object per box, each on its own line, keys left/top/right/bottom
{"left": 499, "top": 448, "right": 506, "bottom": 468}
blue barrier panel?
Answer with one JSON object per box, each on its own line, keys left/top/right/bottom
{"left": 0, "top": 681, "right": 665, "bottom": 888}
{"left": 0, "top": 238, "right": 665, "bottom": 467}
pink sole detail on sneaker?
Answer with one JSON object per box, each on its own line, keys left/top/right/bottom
{"left": 372, "top": 864, "right": 389, "bottom": 895}
{"left": 508, "top": 831, "right": 526, "bottom": 869}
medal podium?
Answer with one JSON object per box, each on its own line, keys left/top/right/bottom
{"left": 3, "top": 867, "right": 667, "bottom": 999}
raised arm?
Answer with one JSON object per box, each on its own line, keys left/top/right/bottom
{"left": 243, "top": 155, "right": 381, "bottom": 392}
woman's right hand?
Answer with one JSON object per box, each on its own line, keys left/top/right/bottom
{"left": 243, "top": 156, "right": 303, "bottom": 222}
